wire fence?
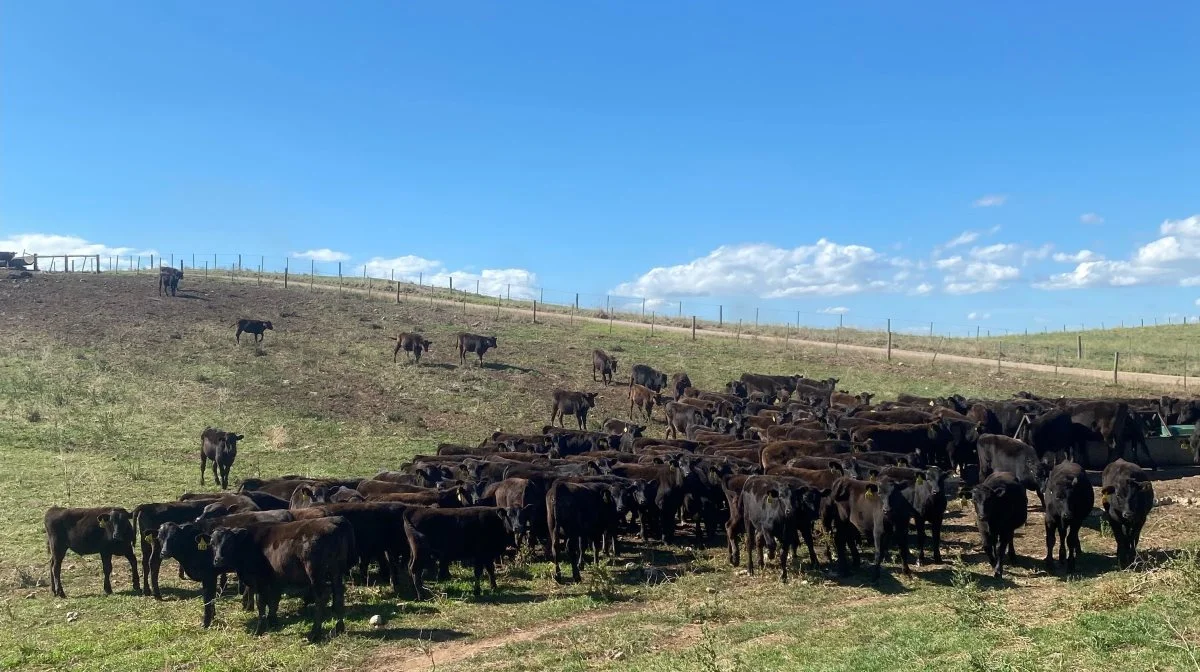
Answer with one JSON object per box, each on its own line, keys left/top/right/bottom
{"left": 30, "top": 251, "right": 1200, "bottom": 382}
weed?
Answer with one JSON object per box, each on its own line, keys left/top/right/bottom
{"left": 25, "top": 409, "right": 41, "bottom": 423}
{"left": 584, "top": 563, "right": 622, "bottom": 602}
{"left": 948, "top": 557, "right": 1006, "bottom": 628}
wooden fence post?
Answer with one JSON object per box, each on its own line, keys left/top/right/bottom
{"left": 396, "top": 275, "right": 401, "bottom": 303}
{"left": 887, "top": 318, "right": 892, "bottom": 362}
{"left": 692, "top": 316, "right": 696, "bottom": 341}
{"left": 310, "top": 259, "right": 315, "bottom": 290}
{"left": 1113, "top": 352, "right": 1119, "bottom": 384}
{"left": 237, "top": 254, "right": 242, "bottom": 272}
{"left": 1077, "top": 334, "right": 1083, "bottom": 360}
{"left": 533, "top": 300, "right": 537, "bottom": 324}
{"left": 736, "top": 319, "right": 742, "bottom": 341}
{"left": 719, "top": 305, "right": 723, "bottom": 327}
{"left": 650, "top": 312, "right": 655, "bottom": 337}
{"left": 204, "top": 261, "right": 208, "bottom": 279}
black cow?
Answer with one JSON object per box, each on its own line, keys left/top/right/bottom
{"left": 740, "top": 475, "right": 823, "bottom": 582}
{"left": 592, "top": 350, "right": 618, "bottom": 385}
{"left": 977, "top": 434, "right": 1045, "bottom": 499}
{"left": 550, "top": 390, "right": 599, "bottom": 430}
{"left": 1065, "top": 401, "right": 1130, "bottom": 469}
{"left": 546, "top": 480, "right": 620, "bottom": 582}
{"left": 235, "top": 319, "right": 273, "bottom": 344}
{"left": 404, "top": 506, "right": 525, "bottom": 598}
{"left": 630, "top": 364, "right": 668, "bottom": 392}
{"left": 601, "top": 418, "right": 645, "bottom": 438}
{"left": 1043, "top": 461, "right": 1093, "bottom": 573}
{"left": 132, "top": 500, "right": 212, "bottom": 599}
{"left": 1100, "top": 459, "right": 1154, "bottom": 568}
{"left": 829, "top": 477, "right": 914, "bottom": 580}
{"left": 158, "top": 267, "right": 183, "bottom": 296}
{"left": 972, "top": 472, "right": 1028, "bottom": 579}
{"left": 878, "top": 466, "right": 948, "bottom": 565}
{"left": 664, "top": 401, "right": 711, "bottom": 440}
{"left": 200, "top": 427, "right": 243, "bottom": 489}
{"left": 210, "top": 517, "right": 356, "bottom": 641}
{"left": 44, "top": 506, "right": 140, "bottom": 598}
{"left": 393, "top": 332, "right": 433, "bottom": 364}
{"left": 457, "top": 333, "right": 497, "bottom": 366}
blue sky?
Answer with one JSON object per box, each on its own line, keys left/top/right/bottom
{"left": 2, "top": 2, "right": 1198, "bottom": 333}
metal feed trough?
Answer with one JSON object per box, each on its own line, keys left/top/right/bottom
{"left": 0, "top": 252, "right": 35, "bottom": 269}
{"left": 1078, "top": 410, "right": 1198, "bottom": 467}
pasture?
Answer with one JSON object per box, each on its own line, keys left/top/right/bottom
{"left": 1, "top": 273, "right": 1199, "bottom": 672}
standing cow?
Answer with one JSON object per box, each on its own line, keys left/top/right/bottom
{"left": 592, "top": 350, "right": 618, "bottom": 385}
{"left": 158, "top": 267, "right": 183, "bottom": 296}
{"left": 1100, "top": 459, "right": 1154, "bottom": 568}
{"left": 550, "top": 390, "right": 599, "bottom": 430}
{"left": 201, "top": 427, "right": 244, "bottom": 489}
{"left": 457, "top": 333, "right": 498, "bottom": 366}
{"left": 393, "top": 332, "right": 433, "bottom": 364}
{"left": 235, "top": 319, "right": 273, "bottom": 344}
{"left": 44, "top": 506, "right": 140, "bottom": 598}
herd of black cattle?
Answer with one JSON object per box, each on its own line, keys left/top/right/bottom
{"left": 41, "top": 287, "right": 1182, "bottom": 642}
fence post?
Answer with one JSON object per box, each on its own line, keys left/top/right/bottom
{"left": 237, "top": 254, "right": 242, "bottom": 272}
{"left": 496, "top": 294, "right": 501, "bottom": 319}
{"left": 887, "top": 318, "right": 892, "bottom": 362}
{"left": 609, "top": 311, "right": 613, "bottom": 334}
{"left": 719, "top": 305, "right": 723, "bottom": 327}
{"left": 755, "top": 308, "right": 759, "bottom": 329}
{"left": 650, "top": 311, "right": 655, "bottom": 337}
{"left": 836, "top": 314, "right": 842, "bottom": 355}
{"left": 929, "top": 321, "right": 933, "bottom": 337}
{"left": 33, "top": 254, "right": 39, "bottom": 271}
{"left": 678, "top": 301, "right": 682, "bottom": 317}
{"left": 258, "top": 256, "right": 263, "bottom": 286}
{"left": 997, "top": 344, "right": 1002, "bottom": 372}
{"left": 204, "top": 261, "right": 208, "bottom": 279}
{"left": 1077, "top": 334, "right": 1083, "bottom": 360}
{"left": 396, "top": 273, "right": 401, "bottom": 303}
{"left": 149, "top": 254, "right": 154, "bottom": 269}
{"left": 736, "top": 319, "right": 741, "bottom": 341}
{"left": 507, "top": 284, "right": 511, "bottom": 301}
{"left": 1054, "top": 348, "right": 1059, "bottom": 377}
{"left": 449, "top": 276, "right": 453, "bottom": 293}
{"left": 95, "top": 254, "right": 100, "bottom": 273}
{"left": 692, "top": 316, "right": 696, "bottom": 341}
{"left": 284, "top": 259, "right": 289, "bottom": 288}
{"left": 338, "top": 262, "right": 343, "bottom": 293}
{"left": 136, "top": 256, "right": 140, "bottom": 273}
{"left": 641, "top": 298, "right": 646, "bottom": 318}
{"left": 1113, "top": 352, "right": 1119, "bottom": 384}
{"left": 475, "top": 279, "right": 480, "bottom": 295}
{"left": 533, "top": 300, "right": 537, "bottom": 323}
{"left": 311, "top": 259, "right": 315, "bottom": 290}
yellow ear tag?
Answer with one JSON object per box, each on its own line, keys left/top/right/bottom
{"left": 143, "top": 533, "right": 155, "bottom": 543}
{"left": 916, "top": 476, "right": 925, "bottom": 485}
{"left": 865, "top": 490, "right": 876, "bottom": 499}
{"left": 1101, "top": 495, "right": 1109, "bottom": 507}
{"left": 196, "top": 539, "right": 209, "bottom": 551}
{"left": 765, "top": 493, "right": 776, "bottom": 502}
{"left": 98, "top": 521, "right": 108, "bottom": 529}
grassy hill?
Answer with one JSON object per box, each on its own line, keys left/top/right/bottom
{"left": 1, "top": 273, "right": 1198, "bottom": 672}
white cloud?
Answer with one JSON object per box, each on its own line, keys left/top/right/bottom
{"left": 969, "top": 243, "right": 1018, "bottom": 261}
{"left": 1052, "top": 250, "right": 1102, "bottom": 263}
{"left": 911, "top": 282, "right": 933, "bottom": 295}
{"left": 1039, "top": 215, "right": 1200, "bottom": 290}
{"left": 943, "top": 262, "right": 1020, "bottom": 294}
{"left": 1022, "top": 243, "right": 1054, "bottom": 264}
{"left": 361, "top": 254, "right": 538, "bottom": 299}
{"left": 967, "top": 311, "right": 991, "bottom": 320}
{"left": 819, "top": 306, "right": 849, "bottom": 315}
{"left": 0, "top": 232, "right": 156, "bottom": 259}
{"left": 612, "top": 239, "right": 913, "bottom": 299}
{"left": 1080, "top": 213, "right": 1104, "bottom": 225}
{"left": 934, "top": 256, "right": 963, "bottom": 270}
{"left": 942, "top": 231, "right": 979, "bottom": 249}
{"left": 1181, "top": 276, "right": 1200, "bottom": 287}
{"left": 972, "top": 194, "right": 1007, "bottom": 208}
{"left": 291, "top": 248, "right": 349, "bottom": 263}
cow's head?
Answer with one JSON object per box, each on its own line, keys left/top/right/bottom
{"left": 223, "top": 433, "right": 244, "bottom": 453}
{"left": 499, "top": 506, "right": 533, "bottom": 537}
{"left": 209, "top": 527, "right": 249, "bottom": 570}
{"left": 584, "top": 392, "right": 598, "bottom": 407}
{"left": 263, "top": 321, "right": 274, "bottom": 331}
{"left": 487, "top": 336, "right": 498, "bottom": 348}
{"left": 97, "top": 508, "right": 134, "bottom": 544}
{"left": 157, "top": 522, "right": 200, "bottom": 561}
{"left": 422, "top": 339, "right": 433, "bottom": 351}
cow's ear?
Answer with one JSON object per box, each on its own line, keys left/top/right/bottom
{"left": 97, "top": 515, "right": 109, "bottom": 529}
{"left": 235, "top": 434, "right": 245, "bottom": 441}
{"left": 1101, "top": 485, "right": 1115, "bottom": 495}
{"left": 1139, "top": 481, "right": 1155, "bottom": 492}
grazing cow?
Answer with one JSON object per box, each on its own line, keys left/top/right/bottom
{"left": 670, "top": 373, "right": 692, "bottom": 400}
{"left": 44, "top": 507, "right": 140, "bottom": 598}
{"left": 630, "top": 364, "right": 668, "bottom": 392}
{"left": 1042, "top": 462, "right": 1094, "bottom": 573}
{"left": 592, "top": 350, "right": 618, "bottom": 385}
{"left": 158, "top": 267, "right": 183, "bottom": 296}
{"left": 1100, "top": 459, "right": 1154, "bottom": 568}
{"left": 972, "top": 472, "right": 1028, "bottom": 579}
{"left": 457, "top": 333, "right": 498, "bottom": 366}
{"left": 132, "top": 500, "right": 212, "bottom": 599}
{"left": 404, "top": 506, "right": 525, "bottom": 598}
{"left": 393, "top": 332, "right": 433, "bottom": 364}
{"left": 829, "top": 478, "right": 915, "bottom": 580}
{"left": 210, "top": 517, "right": 356, "bottom": 641}
{"left": 234, "top": 319, "right": 273, "bottom": 344}
{"left": 550, "top": 390, "right": 599, "bottom": 430}
{"left": 629, "top": 383, "right": 663, "bottom": 422}
{"left": 200, "top": 427, "right": 243, "bottom": 489}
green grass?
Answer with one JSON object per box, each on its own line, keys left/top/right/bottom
{"left": 1, "top": 273, "right": 1198, "bottom": 672}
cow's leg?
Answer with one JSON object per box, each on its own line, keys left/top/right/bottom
{"left": 140, "top": 538, "right": 153, "bottom": 596}
{"left": 744, "top": 521, "right": 756, "bottom": 574}
{"left": 199, "top": 453, "right": 207, "bottom": 485}
{"left": 1043, "top": 519, "right": 1056, "bottom": 572}
{"left": 201, "top": 578, "right": 217, "bottom": 628}
{"left": 212, "top": 461, "right": 221, "bottom": 489}
{"left": 914, "top": 517, "right": 927, "bottom": 566}
{"left": 930, "top": 516, "right": 944, "bottom": 564}
{"left": 253, "top": 589, "right": 269, "bottom": 635}
{"left": 1067, "top": 522, "right": 1083, "bottom": 572}
{"left": 871, "top": 528, "right": 886, "bottom": 581}
{"left": 799, "top": 523, "right": 819, "bottom": 570}
{"left": 1057, "top": 520, "right": 1069, "bottom": 567}
{"left": 471, "top": 561, "right": 484, "bottom": 597}
{"left": 551, "top": 527, "right": 563, "bottom": 583}
{"left": 569, "top": 536, "right": 582, "bottom": 582}
{"left": 101, "top": 552, "right": 114, "bottom": 594}
{"left": 592, "top": 366, "right": 598, "bottom": 382}
{"left": 124, "top": 548, "right": 141, "bottom": 595}
{"left": 49, "top": 545, "right": 66, "bottom": 598}
{"left": 486, "top": 559, "right": 498, "bottom": 591}
{"left": 779, "top": 533, "right": 790, "bottom": 583}
{"left": 332, "top": 576, "right": 346, "bottom": 634}
{"left": 235, "top": 328, "right": 242, "bottom": 343}
{"left": 408, "top": 552, "right": 426, "bottom": 599}
{"left": 896, "top": 526, "right": 912, "bottom": 577}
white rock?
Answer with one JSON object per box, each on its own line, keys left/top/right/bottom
{"left": 66, "top": 611, "right": 79, "bottom": 623}
{"left": 369, "top": 614, "right": 384, "bottom": 628}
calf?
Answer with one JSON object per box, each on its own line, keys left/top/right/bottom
{"left": 1100, "top": 459, "right": 1154, "bottom": 568}
{"left": 630, "top": 364, "right": 668, "bottom": 392}
{"left": 457, "top": 333, "right": 497, "bottom": 366}
{"left": 404, "top": 506, "right": 524, "bottom": 598}
{"left": 829, "top": 478, "right": 914, "bottom": 580}
{"left": 740, "top": 476, "right": 823, "bottom": 582}
{"left": 393, "top": 332, "right": 433, "bottom": 364}
{"left": 664, "top": 401, "right": 710, "bottom": 440}
{"left": 1043, "top": 462, "right": 1093, "bottom": 573}
{"left": 592, "top": 349, "right": 618, "bottom": 385}
{"left": 546, "top": 480, "right": 620, "bottom": 582}
{"left": 200, "top": 427, "right": 243, "bottom": 489}
{"left": 972, "top": 472, "right": 1028, "bottom": 578}
{"left": 878, "top": 466, "right": 948, "bottom": 565}
{"left": 158, "top": 267, "right": 183, "bottom": 296}
{"left": 670, "top": 372, "right": 692, "bottom": 400}
{"left": 44, "top": 506, "right": 140, "bottom": 598}
{"left": 133, "top": 499, "right": 212, "bottom": 599}
{"left": 210, "top": 517, "right": 356, "bottom": 641}
{"left": 976, "top": 434, "right": 1044, "bottom": 499}
{"left": 551, "top": 390, "right": 599, "bottom": 430}
{"left": 234, "top": 318, "right": 273, "bottom": 344}
{"left": 629, "top": 383, "right": 663, "bottom": 422}
{"left": 601, "top": 418, "right": 645, "bottom": 437}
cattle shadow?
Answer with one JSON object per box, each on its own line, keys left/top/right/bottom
{"left": 173, "top": 292, "right": 209, "bottom": 302}
{"left": 482, "top": 362, "right": 538, "bottom": 374}
{"left": 357, "top": 626, "right": 470, "bottom": 643}
{"left": 419, "top": 363, "right": 458, "bottom": 371}
{"left": 1140, "top": 466, "right": 1200, "bottom": 482}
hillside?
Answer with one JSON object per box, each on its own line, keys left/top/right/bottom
{"left": 1, "top": 273, "right": 1198, "bottom": 672}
